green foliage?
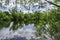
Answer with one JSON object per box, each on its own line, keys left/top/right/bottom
{"left": 0, "top": 11, "right": 11, "bottom": 21}
{"left": 0, "top": 21, "right": 10, "bottom": 29}
{"left": 0, "top": 8, "right": 60, "bottom": 40}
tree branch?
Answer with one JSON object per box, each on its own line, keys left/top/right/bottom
{"left": 46, "top": 1, "right": 60, "bottom": 7}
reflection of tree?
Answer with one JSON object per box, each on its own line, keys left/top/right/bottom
{"left": 0, "top": 2, "right": 2, "bottom": 7}
{"left": 33, "top": 10, "right": 60, "bottom": 40}
{"left": 5, "top": 0, "right": 9, "bottom": 5}
{"left": 0, "top": 11, "right": 60, "bottom": 40}
{"left": 47, "top": 11, "right": 60, "bottom": 40}
{"left": 10, "top": 21, "right": 24, "bottom": 31}
{"left": 19, "top": 21, "right": 24, "bottom": 28}
{"left": 0, "top": 11, "right": 11, "bottom": 21}
{"left": 0, "top": 5, "right": 60, "bottom": 40}
{"left": 10, "top": 21, "right": 19, "bottom": 31}
{"left": 0, "top": 21, "right": 10, "bottom": 29}
{"left": 34, "top": 20, "right": 46, "bottom": 37}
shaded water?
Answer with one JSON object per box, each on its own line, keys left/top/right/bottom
{"left": 0, "top": 21, "right": 55, "bottom": 40}
{"left": 0, "top": 21, "right": 35, "bottom": 40}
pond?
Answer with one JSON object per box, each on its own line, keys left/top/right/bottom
{"left": 0, "top": 21, "right": 56, "bottom": 40}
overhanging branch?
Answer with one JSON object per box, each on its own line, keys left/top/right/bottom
{"left": 46, "top": 1, "right": 60, "bottom": 7}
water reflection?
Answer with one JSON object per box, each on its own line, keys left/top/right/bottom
{"left": 0, "top": 21, "right": 60, "bottom": 40}
{"left": 0, "top": 21, "right": 10, "bottom": 29}
{"left": 0, "top": 21, "right": 36, "bottom": 40}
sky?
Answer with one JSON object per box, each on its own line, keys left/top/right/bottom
{"left": 0, "top": 0, "right": 54, "bottom": 13}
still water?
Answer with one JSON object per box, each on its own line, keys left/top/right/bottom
{"left": 0, "top": 21, "right": 56, "bottom": 40}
